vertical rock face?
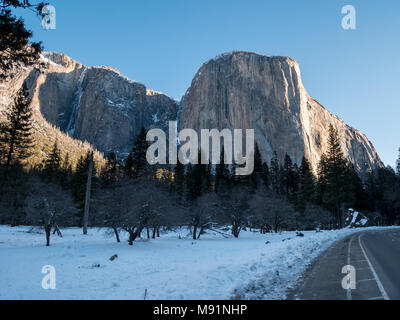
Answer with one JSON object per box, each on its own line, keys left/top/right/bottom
{"left": 0, "top": 54, "right": 105, "bottom": 167}
{"left": 179, "top": 51, "right": 382, "bottom": 174}
{"left": 1, "top": 52, "right": 178, "bottom": 156}
{"left": 1, "top": 50, "right": 382, "bottom": 175}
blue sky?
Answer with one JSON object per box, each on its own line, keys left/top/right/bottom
{"left": 18, "top": 0, "right": 400, "bottom": 167}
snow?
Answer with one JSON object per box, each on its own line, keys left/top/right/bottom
{"left": 346, "top": 209, "right": 369, "bottom": 228}
{"left": 40, "top": 54, "right": 61, "bottom": 67}
{"left": 0, "top": 225, "right": 396, "bottom": 300}
{"left": 151, "top": 112, "right": 160, "bottom": 123}
{"left": 105, "top": 98, "right": 135, "bottom": 117}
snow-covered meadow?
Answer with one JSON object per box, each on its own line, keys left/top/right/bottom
{"left": 0, "top": 225, "right": 388, "bottom": 300}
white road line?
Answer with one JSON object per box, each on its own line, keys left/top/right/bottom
{"left": 357, "top": 278, "right": 375, "bottom": 283}
{"left": 367, "top": 296, "right": 384, "bottom": 300}
{"left": 346, "top": 235, "right": 355, "bottom": 300}
{"left": 358, "top": 234, "right": 390, "bottom": 300}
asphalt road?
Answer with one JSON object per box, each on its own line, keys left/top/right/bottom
{"left": 287, "top": 228, "right": 400, "bottom": 300}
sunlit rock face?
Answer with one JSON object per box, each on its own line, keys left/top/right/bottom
{"left": 179, "top": 51, "right": 382, "bottom": 175}
{"left": 1, "top": 52, "right": 178, "bottom": 156}
{"left": 1, "top": 50, "right": 382, "bottom": 175}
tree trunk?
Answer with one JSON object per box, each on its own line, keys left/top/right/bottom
{"left": 232, "top": 225, "right": 240, "bottom": 238}
{"left": 193, "top": 224, "right": 198, "bottom": 240}
{"left": 146, "top": 227, "right": 150, "bottom": 239}
{"left": 128, "top": 231, "right": 134, "bottom": 246}
{"left": 152, "top": 227, "right": 156, "bottom": 239}
{"left": 113, "top": 227, "right": 120, "bottom": 243}
{"left": 156, "top": 226, "right": 160, "bottom": 238}
{"left": 197, "top": 226, "right": 204, "bottom": 239}
{"left": 45, "top": 227, "right": 51, "bottom": 246}
{"left": 128, "top": 225, "right": 145, "bottom": 245}
{"left": 83, "top": 151, "right": 94, "bottom": 235}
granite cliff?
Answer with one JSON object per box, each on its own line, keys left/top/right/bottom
{"left": 179, "top": 51, "right": 382, "bottom": 174}
{"left": 0, "top": 51, "right": 382, "bottom": 174}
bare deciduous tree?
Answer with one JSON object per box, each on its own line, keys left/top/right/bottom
{"left": 188, "top": 192, "right": 219, "bottom": 240}
{"left": 251, "top": 188, "right": 297, "bottom": 233}
{"left": 25, "top": 176, "right": 78, "bottom": 246}
{"left": 97, "top": 174, "right": 181, "bottom": 245}
{"left": 216, "top": 186, "right": 251, "bottom": 238}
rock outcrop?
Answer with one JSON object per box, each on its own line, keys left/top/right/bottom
{"left": 0, "top": 52, "right": 178, "bottom": 159}
{"left": 179, "top": 51, "right": 382, "bottom": 175}
{"left": 1, "top": 50, "right": 382, "bottom": 175}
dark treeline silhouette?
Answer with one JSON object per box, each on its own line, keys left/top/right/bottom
{"left": 1, "top": 97, "right": 400, "bottom": 245}
{"left": 0, "top": 4, "right": 399, "bottom": 245}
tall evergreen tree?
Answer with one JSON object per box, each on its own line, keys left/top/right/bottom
{"left": 59, "top": 152, "right": 72, "bottom": 188}
{"left": 247, "top": 143, "right": 263, "bottom": 191}
{"left": 173, "top": 161, "right": 185, "bottom": 201}
{"left": 281, "top": 154, "right": 295, "bottom": 198}
{"left": 215, "top": 146, "right": 231, "bottom": 193}
{"left": 184, "top": 149, "right": 212, "bottom": 203}
{"left": 364, "top": 169, "right": 378, "bottom": 213}
{"left": 318, "top": 125, "right": 352, "bottom": 228}
{"left": 123, "top": 152, "right": 134, "bottom": 176}
{"left": 296, "top": 156, "right": 316, "bottom": 212}
{"left": 43, "top": 141, "right": 62, "bottom": 182}
{"left": 0, "top": 84, "right": 33, "bottom": 171}
{"left": 253, "top": 144, "right": 263, "bottom": 174}
{"left": 270, "top": 151, "right": 280, "bottom": 194}
{"left": 125, "top": 126, "right": 149, "bottom": 177}
{"left": 0, "top": 1, "right": 44, "bottom": 80}
{"left": 316, "top": 154, "right": 328, "bottom": 206}
{"left": 101, "top": 152, "right": 119, "bottom": 186}
{"left": 374, "top": 166, "right": 399, "bottom": 224}
{"left": 261, "top": 162, "right": 270, "bottom": 188}
{"left": 346, "top": 163, "right": 367, "bottom": 211}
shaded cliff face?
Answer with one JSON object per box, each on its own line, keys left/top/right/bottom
{"left": 3, "top": 52, "right": 178, "bottom": 156}
{"left": 179, "top": 51, "right": 382, "bottom": 174}
{"left": 0, "top": 55, "right": 105, "bottom": 168}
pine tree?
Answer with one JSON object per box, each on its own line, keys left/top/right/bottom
{"left": 270, "top": 151, "right": 280, "bottom": 194}
{"left": 281, "top": 154, "right": 295, "bottom": 198}
{"left": 248, "top": 143, "right": 263, "bottom": 191}
{"left": 0, "top": 1, "right": 44, "bottom": 80}
{"left": 173, "top": 161, "right": 185, "bottom": 201}
{"left": 374, "top": 166, "right": 398, "bottom": 225}
{"left": 101, "top": 152, "right": 119, "bottom": 186}
{"left": 125, "top": 126, "right": 149, "bottom": 177}
{"left": 184, "top": 150, "right": 212, "bottom": 203}
{"left": 396, "top": 147, "right": 400, "bottom": 176}
{"left": 296, "top": 156, "right": 316, "bottom": 212}
{"left": 132, "top": 126, "right": 149, "bottom": 174}
{"left": 261, "top": 162, "right": 270, "bottom": 188}
{"left": 123, "top": 152, "right": 134, "bottom": 176}
{"left": 365, "top": 169, "right": 378, "bottom": 213}
{"left": 346, "top": 163, "right": 367, "bottom": 211}
{"left": 60, "top": 152, "right": 72, "bottom": 188}
{"left": 254, "top": 144, "right": 263, "bottom": 174}
{"left": 0, "top": 84, "right": 33, "bottom": 171}
{"left": 43, "top": 141, "right": 62, "bottom": 182}
{"left": 185, "top": 163, "right": 195, "bottom": 202}
{"left": 215, "top": 146, "right": 231, "bottom": 193}
{"left": 316, "top": 154, "right": 328, "bottom": 206}
{"left": 319, "top": 125, "right": 352, "bottom": 228}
